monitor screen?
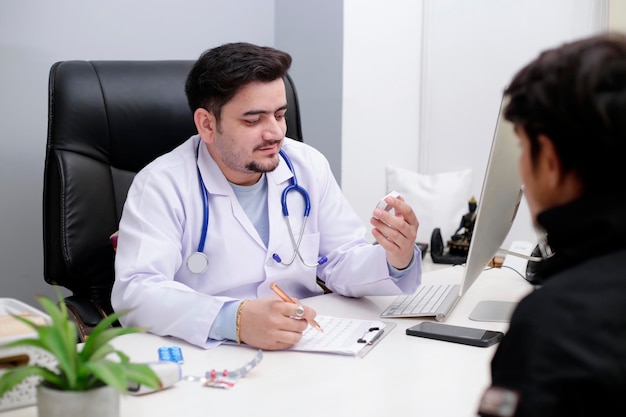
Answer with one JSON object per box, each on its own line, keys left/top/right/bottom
{"left": 459, "top": 95, "right": 525, "bottom": 322}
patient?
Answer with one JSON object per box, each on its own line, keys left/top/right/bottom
{"left": 477, "top": 33, "right": 626, "bottom": 417}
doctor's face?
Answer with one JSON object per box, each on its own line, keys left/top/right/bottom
{"left": 206, "top": 78, "right": 288, "bottom": 186}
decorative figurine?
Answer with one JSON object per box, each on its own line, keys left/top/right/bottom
{"left": 430, "top": 197, "right": 478, "bottom": 265}
{"left": 447, "top": 196, "right": 477, "bottom": 256}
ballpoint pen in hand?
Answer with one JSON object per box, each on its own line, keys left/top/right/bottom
{"left": 270, "top": 282, "right": 323, "bottom": 332}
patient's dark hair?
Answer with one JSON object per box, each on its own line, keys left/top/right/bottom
{"left": 504, "top": 33, "right": 626, "bottom": 196}
{"left": 185, "top": 42, "right": 292, "bottom": 122}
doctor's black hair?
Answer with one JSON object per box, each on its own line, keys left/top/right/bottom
{"left": 185, "top": 42, "right": 292, "bottom": 122}
{"left": 503, "top": 32, "right": 626, "bottom": 197}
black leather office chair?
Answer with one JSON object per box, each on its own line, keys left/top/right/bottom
{"left": 44, "top": 60, "right": 304, "bottom": 341}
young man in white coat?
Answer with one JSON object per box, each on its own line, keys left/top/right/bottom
{"left": 112, "top": 42, "right": 421, "bottom": 350}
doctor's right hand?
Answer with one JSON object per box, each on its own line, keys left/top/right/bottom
{"left": 370, "top": 193, "right": 419, "bottom": 270}
{"left": 236, "top": 297, "right": 317, "bottom": 350}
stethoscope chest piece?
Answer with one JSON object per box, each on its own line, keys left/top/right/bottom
{"left": 187, "top": 251, "right": 209, "bottom": 274}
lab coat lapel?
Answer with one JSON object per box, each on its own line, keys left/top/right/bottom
{"left": 266, "top": 153, "right": 293, "bottom": 190}
{"left": 266, "top": 152, "right": 303, "bottom": 248}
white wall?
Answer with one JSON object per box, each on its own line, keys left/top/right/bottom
{"left": 342, "top": 1, "right": 423, "bottom": 237}
{"left": 342, "top": 0, "right": 608, "bottom": 250}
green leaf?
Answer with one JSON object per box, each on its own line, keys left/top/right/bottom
{"left": 81, "top": 343, "right": 117, "bottom": 364}
{"left": 0, "top": 366, "right": 63, "bottom": 396}
{"left": 84, "top": 361, "right": 128, "bottom": 393}
{"left": 35, "top": 325, "right": 78, "bottom": 387}
{"left": 80, "top": 310, "right": 143, "bottom": 359}
{"left": 34, "top": 296, "right": 79, "bottom": 375}
{"left": 3, "top": 320, "right": 79, "bottom": 388}
{"left": 3, "top": 336, "right": 48, "bottom": 351}
{"left": 85, "top": 330, "right": 144, "bottom": 363}
{"left": 83, "top": 311, "right": 125, "bottom": 347}
{"left": 36, "top": 297, "right": 66, "bottom": 332}
{"left": 36, "top": 295, "right": 79, "bottom": 356}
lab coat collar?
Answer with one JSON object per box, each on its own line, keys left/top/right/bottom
{"left": 267, "top": 148, "right": 294, "bottom": 187}
{"left": 196, "top": 138, "right": 294, "bottom": 193}
{"left": 196, "top": 140, "right": 230, "bottom": 195}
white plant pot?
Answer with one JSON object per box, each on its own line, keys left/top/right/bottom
{"left": 36, "top": 384, "right": 119, "bottom": 417}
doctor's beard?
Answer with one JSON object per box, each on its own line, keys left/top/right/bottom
{"left": 245, "top": 149, "right": 280, "bottom": 173}
{"left": 213, "top": 132, "right": 281, "bottom": 174}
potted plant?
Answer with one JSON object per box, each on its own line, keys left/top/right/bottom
{"left": 0, "top": 295, "right": 161, "bottom": 417}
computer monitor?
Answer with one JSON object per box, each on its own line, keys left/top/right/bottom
{"left": 460, "top": 95, "right": 525, "bottom": 322}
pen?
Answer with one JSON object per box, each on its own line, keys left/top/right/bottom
{"left": 269, "top": 282, "right": 323, "bottom": 332}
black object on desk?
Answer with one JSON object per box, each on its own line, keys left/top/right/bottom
{"left": 416, "top": 242, "right": 429, "bottom": 259}
{"left": 406, "top": 322, "right": 504, "bottom": 348}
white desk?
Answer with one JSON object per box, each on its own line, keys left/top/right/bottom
{"left": 1, "top": 265, "right": 532, "bottom": 417}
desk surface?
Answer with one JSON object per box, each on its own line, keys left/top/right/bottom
{"left": 1, "top": 264, "right": 532, "bottom": 417}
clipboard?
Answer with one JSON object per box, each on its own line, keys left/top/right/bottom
{"left": 287, "top": 315, "right": 396, "bottom": 358}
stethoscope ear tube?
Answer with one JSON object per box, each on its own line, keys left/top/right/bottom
{"left": 187, "top": 150, "right": 211, "bottom": 274}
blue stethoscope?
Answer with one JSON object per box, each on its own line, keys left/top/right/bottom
{"left": 186, "top": 143, "right": 328, "bottom": 274}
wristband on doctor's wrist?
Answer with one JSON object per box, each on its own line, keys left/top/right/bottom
{"left": 236, "top": 299, "right": 249, "bottom": 344}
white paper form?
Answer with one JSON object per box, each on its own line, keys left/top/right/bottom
{"left": 289, "top": 315, "right": 395, "bottom": 357}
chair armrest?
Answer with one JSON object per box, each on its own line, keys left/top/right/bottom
{"left": 63, "top": 295, "right": 110, "bottom": 342}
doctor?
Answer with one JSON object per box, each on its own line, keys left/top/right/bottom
{"left": 112, "top": 42, "right": 421, "bottom": 350}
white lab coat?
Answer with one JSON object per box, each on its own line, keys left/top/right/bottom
{"left": 112, "top": 136, "right": 420, "bottom": 347}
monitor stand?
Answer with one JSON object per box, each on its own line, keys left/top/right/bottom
{"left": 469, "top": 300, "right": 516, "bottom": 322}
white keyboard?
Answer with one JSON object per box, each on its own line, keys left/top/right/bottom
{"left": 380, "top": 283, "right": 460, "bottom": 318}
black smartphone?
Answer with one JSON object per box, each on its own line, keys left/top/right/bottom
{"left": 406, "top": 322, "right": 504, "bottom": 347}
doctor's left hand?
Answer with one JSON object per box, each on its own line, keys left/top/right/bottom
{"left": 236, "top": 297, "right": 317, "bottom": 350}
{"left": 370, "top": 194, "right": 419, "bottom": 270}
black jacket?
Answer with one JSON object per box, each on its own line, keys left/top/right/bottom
{"left": 480, "top": 195, "right": 626, "bottom": 417}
